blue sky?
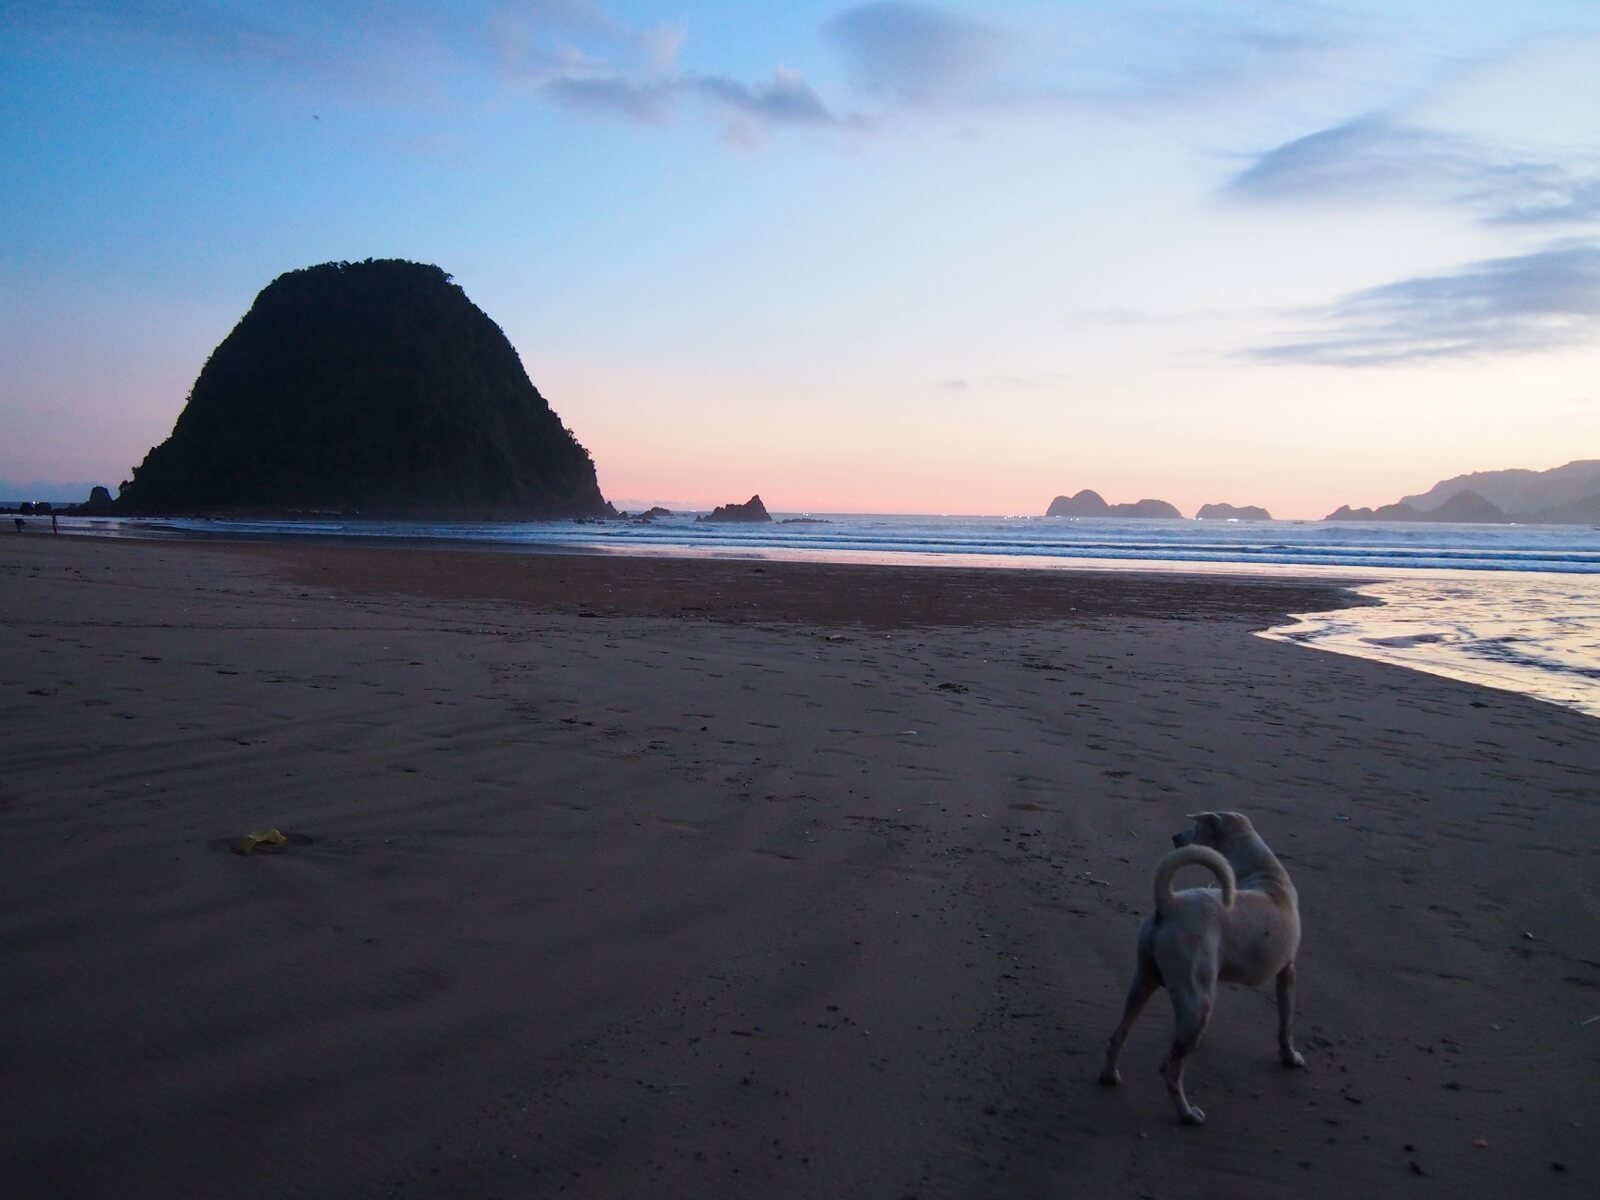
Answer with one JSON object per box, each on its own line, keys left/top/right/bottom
{"left": 2, "top": 1, "right": 1597, "bottom": 515}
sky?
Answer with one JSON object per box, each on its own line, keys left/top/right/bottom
{"left": 2, "top": 0, "right": 1597, "bottom": 518}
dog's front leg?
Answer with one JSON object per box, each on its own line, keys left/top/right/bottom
{"left": 1275, "top": 962, "right": 1305, "bottom": 1068}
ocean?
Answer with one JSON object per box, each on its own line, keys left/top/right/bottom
{"left": 48, "top": 510, "right": 1600, "bottom": 718}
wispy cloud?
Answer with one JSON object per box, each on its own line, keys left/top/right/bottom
{"left": 693, "top": 70, "right": 838, "bottom": 127}
{"left": 527, "top": 1, "right": 1350, "bottom": 142}
{"left": 1226, "top": 114, "right": 1600, "bottom": 228}
{"left": 22, "top": 0, "right": 1574, "bottom": 161}
{"left": 0, "top": 0, "right": 1380, "bottom": 151}
{"left": 822, "top": 1, "right": 1342, "bottom": 116}
{"left": 7, "top": 1, "right": 847, "bottom": 145}
{"left": 692, "top": 70, "right": 857, "bottom": 150}
{"left": 491, "top": 1, "right": 851, "bottom": 144}
{"left": 1050, "top": 4, "right": 1345, "bottom": 109}
{"left": 539, "top": 66, "right": 852, "bottom": 146}
{"left": 1251, "top": 240, "right": 1600, "bottom": 366}
{"left": 1229, "top": 116, "right": 1480, "bottom": 199}
{"left": 826, "top": 2, "right": 1007, "bottom": 104}
{"left": 487, "top": 0, "right": 685, "bottom": 86}
{"left": 542, "top": 75, "right": 674, "bottom": 123}
{"left": 1490, "top": 179, "right": 1600, "bottom": 227}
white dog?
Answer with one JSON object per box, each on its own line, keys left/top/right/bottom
{"left": 1098, "top": 811, "right": 1305, "bottom": 1125}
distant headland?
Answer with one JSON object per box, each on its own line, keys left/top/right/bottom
{"left": 1323, "top": 460, "right": 1600, "bottom": 524}
{"left": 114, "top": 259, "right": 613, "bottom": 519}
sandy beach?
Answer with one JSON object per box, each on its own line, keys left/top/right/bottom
{"left": 1, "top": 533, "right": 1595, "bottom": 1199}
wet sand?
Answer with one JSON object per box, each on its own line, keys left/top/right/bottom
{"left": 1, "top": 534, "right": 1595, "bottom": 1198}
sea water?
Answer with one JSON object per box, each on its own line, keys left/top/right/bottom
{"left": 61, "top": 511, "right": 1600, "bottom": 718}
{"left": 1264, "top": 572, "right": 1600, "bottom": 718}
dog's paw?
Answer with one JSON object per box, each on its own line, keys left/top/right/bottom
{"left": 1098, "top": 1068, "right": 1121, "bottom": 1087}
{"left": 1179, "top": 1105, "right": 1207, "bottom": 1127}
{"left": 1282, "top": 1049, "right": 1306, "bottom": 1069}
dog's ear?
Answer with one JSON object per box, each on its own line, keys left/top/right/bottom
{"left": 1186, "top": 812, "right": 1220, "bottom": 828}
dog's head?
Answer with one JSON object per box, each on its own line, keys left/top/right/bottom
{"left": 1172, "top": 811, "right": 1256, "bottom": 849}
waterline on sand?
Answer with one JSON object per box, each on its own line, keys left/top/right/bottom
{"left": 1262, "top": 572, "right": 1600, "bottom": 718}
{"left": 47, "top": 512, "right": 1600, "bottom": 718}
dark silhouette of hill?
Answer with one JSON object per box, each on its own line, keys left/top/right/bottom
{"left": 117, "top": 260, "right": 611, "bottom": 518}
{"left": 1530, "top": 493, "right": 1600, "bottom": 523}
{"left": 1046, "top": 490, "right": 1183, "bottom": 518}
{"left": 1327, "top": 464, "right": 1600, "bottom": 524}
{"left": 1043, "top": 489, "right": 1107, "bottom": 518}
{"left": 1398, "top": 460, "right": 1600, "bottom": 515}
{"left": 1047, "top": 489, "right": 1112, "bottom": 516}
{"left": 1196, "top": 502, "right": 1271, "bottom": 520}
{"left": 1325, "top": 491, "right": 1505, "bottom": 523}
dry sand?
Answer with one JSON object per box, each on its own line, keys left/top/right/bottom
{"left": 1, "top": 533, "right": 1595, "bottom": 1199}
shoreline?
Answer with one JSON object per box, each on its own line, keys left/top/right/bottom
{"left": 40, "top": 509, "right": 1600, "bottom": 577}
{"left": 46, "top": 530, "right": 1600, "bottom": 720}
{"left": 2, "top": 533, "right": 1596, "bottom": 1197}
{"left": 240, "top": 536, "right": 1374, "bottom": 630}
{"left": 13, "top": 526, "right": 1380, "bottom": 627}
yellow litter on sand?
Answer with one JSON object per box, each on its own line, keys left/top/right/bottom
{"left": 232, "top": 829, "right": 289, "bottom": 855}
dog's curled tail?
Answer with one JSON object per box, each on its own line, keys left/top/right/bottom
{"left": 1153, "top": 845, "right": 1236, "bottom": 917}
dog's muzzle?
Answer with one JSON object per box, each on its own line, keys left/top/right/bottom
{"left": 1172, "top": 830, "right": 1193, "bottom": 848}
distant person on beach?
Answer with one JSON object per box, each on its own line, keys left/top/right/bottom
{"left": 52, "top": 513, "right": 59, "bottom": 534}
{"left": 12, "top": 517, "right": 22, "bottom": 533}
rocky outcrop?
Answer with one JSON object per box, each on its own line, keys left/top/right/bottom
{"left": 1046, "top": 490, "right": 1110, "bottom": 517}
{"left": 1118, "top": 498, "right": 1184, "bottom": 518}
{"left": 1046, "top": 490, "right": 1183, "bottom": 518}
{"left": 1196, "top": 502, "right": 1271, "bottom": 521}
{"left": 71, "top": 485, "right": 116, "bottom": 515}
{"left": 698, "top": 495, "right": 772, "bottom": 523}
{"left": 1324, "top": 490, "right": 1507, "bottom": 523}
{"left": 1324, "top": 503, "right": 1416, "bottom": 522}
{"left": 115, "top": 259, "right": 612, "bottom": 518}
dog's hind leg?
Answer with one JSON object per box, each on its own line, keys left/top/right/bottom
{"left": 1160, "top": 987, "right": 1214, "bottom": 1126}
{"left": 1275, "top": 962, "right": 1306, "bottom": 1068}
{"left": 1098, "top": 958, "right": 1160, "bottom": 1086}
